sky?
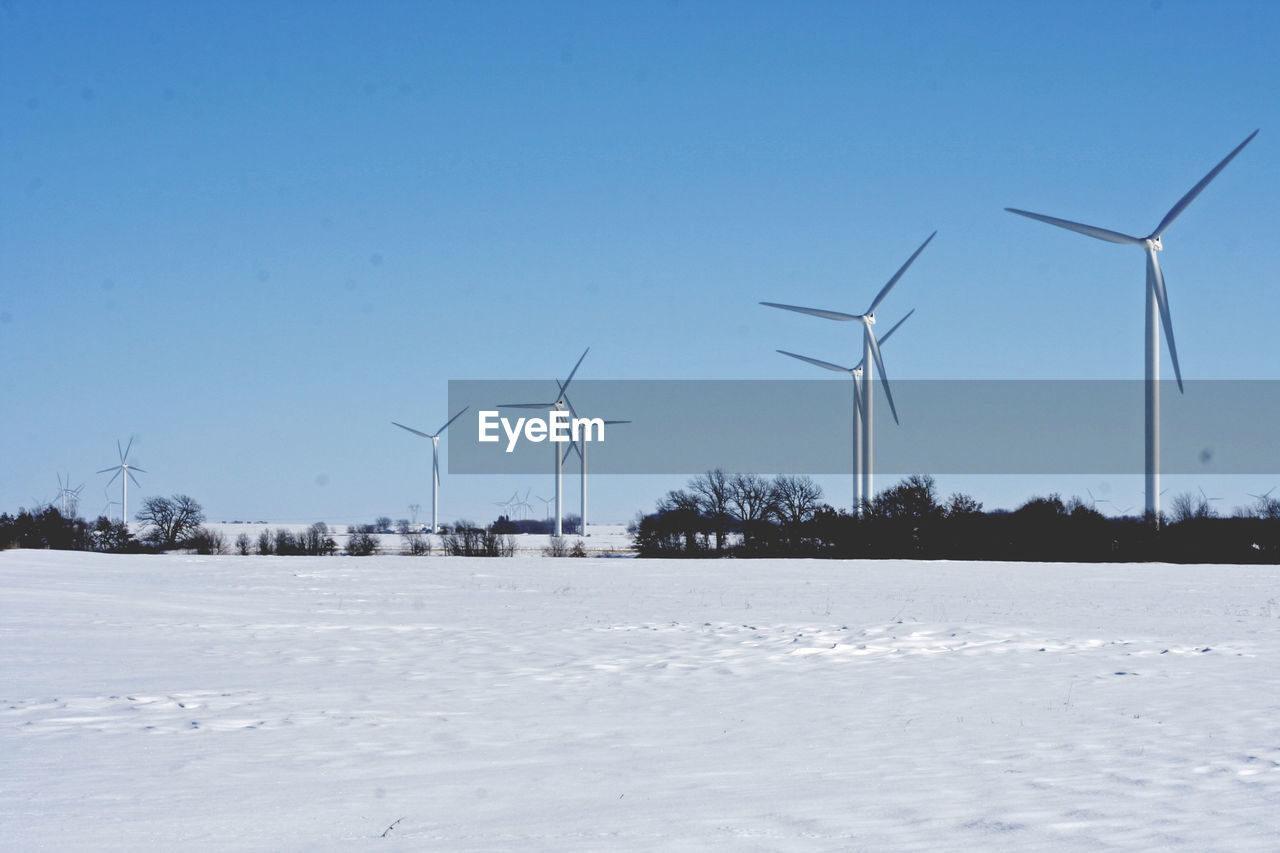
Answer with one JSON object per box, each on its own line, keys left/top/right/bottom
{"left": 3, "top": 0, "right": 1279, "bottom": 527}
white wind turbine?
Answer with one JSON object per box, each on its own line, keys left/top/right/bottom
{"left": 98, "top": 438, "right": 145, "bottom": 527}
{"left": 556, "top": 385, "right": 630, "bottom": 537}
{"left": 1007, "top": 130, "right": 1258, "bottom": 522}
{"left": 516, "top": 488, "right": 534, "bottom": 521}
{"left": 763, "top": 232, "right": 935, "bottom": 515}
{"left": 100, "top": 486, "right": 121, "bottom": 521}
{"left": 776, "top": 309, "right": 914, "bottom": 514}
{"left": 55, "top": 474, "right": 85, "bottom": 518}
{"left": 493, "top": 490, "right": 520, "bottom": 518}
{"left": 392, "top": 407, "right": 469, "bottom": 534}
{"left": 499, "top": 347, "right": 589, "bottom": 537}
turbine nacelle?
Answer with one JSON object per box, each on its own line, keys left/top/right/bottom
{"left": 1145, "top": 236, "right": 1163, "bottom": 253}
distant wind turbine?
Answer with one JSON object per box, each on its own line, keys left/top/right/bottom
{"left": 499, "top": 348, "right": 590, "bottom": 537}
{"left": 392, "top": 407, "right": 469, "bottom": 534}
{"left": 55, "top": 474, "right": 85, "bottom": 518}
{"left": 763, "top": 231, "right": 935, "bottom": 515}
{"left": 776, "top": 309, "right": 914, "bottom": 514}
{"left": 98, "top": 438, "right": 145, "bottom": 526}
{"left": 556, "top": 384, "right": 629, "bottom": 537}
{"left": 1007, "top": 130, "right": 1258, "bottom": 522}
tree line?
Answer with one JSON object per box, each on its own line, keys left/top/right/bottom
{"left": 631, "top": 471, "right": 1280, "bottom": 563}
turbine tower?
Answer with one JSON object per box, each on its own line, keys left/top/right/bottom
{"left": 776, "top": 309, "right": 914, "bottom": 514}
{"left": 763, "top": 231, "right": 935, "bottom": 515}
{"left": 556, "top": 385, "right": 629, "bottom": 537}
{"left": 499, "top": 347, "right": 589, "bottom": 537}
{"left": 392, "top": 407, "right": 469, "bottom": 534}
{"left": 1007, "top": 130, "right": 1257, "bottom": 522}
{"left": 98, "top": 438, "right": 145, "bottom": 527}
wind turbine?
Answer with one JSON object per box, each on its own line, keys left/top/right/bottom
{"left": 55, "top": 474, "right": 85, "bottom": 518}
{"left": 1007, "top": 130, "right": 1258, "bottom": 522}
{"left": 556, "top": 385, "right": 630, "bottom": 537}
{"left": 499, "top": 347, "right": 589, "bottom": 537}
{"left": 535, "top": 495, "right": 554, "bottom": 519}
{"left": 493, "top": 490, "right": 520, "bottom": 518}
{"left": 776, "top": 309, "right": 915, "bottom": 514}
{"left": 515, "top": 488, "right": 534, "bottom": 521}
{"left": 392, "top": 406, "right": 469, "bottom": 534}
{"left": 762, "top": 231, "right": 935, "bottom": 515}
{"left": 98, "top": 438, "right": 145, "bottom": 526}
{"left": 100, "top": 486, "right": 121, "bottom": 521}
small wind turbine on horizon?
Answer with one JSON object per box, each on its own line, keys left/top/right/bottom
{"left": 392, "top": 407, "right": 469, "bottom": 534}
{"left": 100, "top": 485, "right": 121, "bottom": 521}
{"left": 763, "top": 231, "right": 935, "bottom": 516}
{"left": 1007, "top": 130, "right": 1258, "bottom": 523}
{"left": 494, "top": 490, "right": 520, "bottom": 518}
{"left": 98, "top": 439, "right": 145, "bottom": 526}
{"left": 515, "top": 488, "right": 534, "bottom": 521}
{"left": 499, "top": 347, "right": 590, "bottom": 537}
{"left": 55, "top": 474, "right": 85, "bottom": 518}
{"left": 776, "top": 309, "right": 915, "bottom": 514}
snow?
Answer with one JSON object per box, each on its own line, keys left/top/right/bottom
{"left": 3, "top": 551, "right": 1279, "bottom": 851}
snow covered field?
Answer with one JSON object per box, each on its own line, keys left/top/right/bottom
{"left": 3, "top": 551, "right": 1279, "bottom": 851}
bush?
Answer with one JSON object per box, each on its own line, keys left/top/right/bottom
{"left": 346, "top": 529, "right": 378, "bottom": 556}
{"left": 401, "top": 531, "right": 432, "bottom": 555}
{"left": 442, "top": 520, "right": 515, "bottom": 557}
{"left": 189, "top": 527, "right": 227, "bottom": 555}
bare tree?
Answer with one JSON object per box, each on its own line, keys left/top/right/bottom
{"left": 771, "top": 474, "right": 824, "bottom": 527}
{"left": 136, "top": 494, "right": 205, "bottom": 548}
{"left": 728, "top": 472, "right": 775, "bottom": 548}
{"left": 1168, "top": 491, "right": 1216, "bottom": 523}
{"left": 688, "top": 469, "right": 732, "bottom": 552}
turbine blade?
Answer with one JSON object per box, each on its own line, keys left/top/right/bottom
{"left": 867, "top": 331, "right": 900, "bottom": 425}
{"left": 602, "top": 419, "right": 631, "bottom": 425}
{"left": 106, "top": 470, "right": 122, "bottom": 487}
{"left": 867, "top": 231, "right": 936, "bottom": 316}
{"left": 876, "top": 308, "right": 915, "bottom": 348}
{"left": 433, "top": 407, "right": 469, "bottom": 437}
{"left": 1153, "top": 129, "right": 1259, "bottom": 238}
{"left": 1005, "top": 208, "right": 1143, "bottom": 245}
{"left": 122, "top": 436, "right": 134, "bottom": 462}
{"left": 562, "top": 442, "right": 578, "bottom": 465}
{"left": 433, "top": 444, "right": 440, "bottom": 486}
{"left": 499, "top": 402, "right": 558, "bottom": 409}
{"left": 853, "top": 373, "right": 862, "bottom": 419}
{"left": 97, "top": 466, "right": 117, "bottom": 475}
{"left": 393, "top": 421, "right": 433, "bottom": 439}
{"left": 129, "top": 466, "right": 146, "bottom": 474}
{"left": 760, "top": 302, "right": 862, "bottom": 322}
{"left": 558, "top": 347, "right": 590, "bottom": 399}
{"left": 1147, "top": 251, "right": 1184, "bottom": 392}
{"left": 777, "top": 349, "right": 853, "bottom": 374}
{"left": 563, "top": 395, "right": 580, "bottom": 422}
{"left": 128, "top": 471, "right": 141, "bottom": 487}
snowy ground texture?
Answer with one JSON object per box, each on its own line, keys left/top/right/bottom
{"left": 3, "top": 552, "right": 1279, "bottom": 852}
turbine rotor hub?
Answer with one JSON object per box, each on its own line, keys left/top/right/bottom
{"left": 1146, "top": 236, "right": 1163, "bottom": 252}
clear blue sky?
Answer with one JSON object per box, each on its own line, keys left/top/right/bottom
{"left": 3, "top": 0, "right": 1278, "bottom": 525}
